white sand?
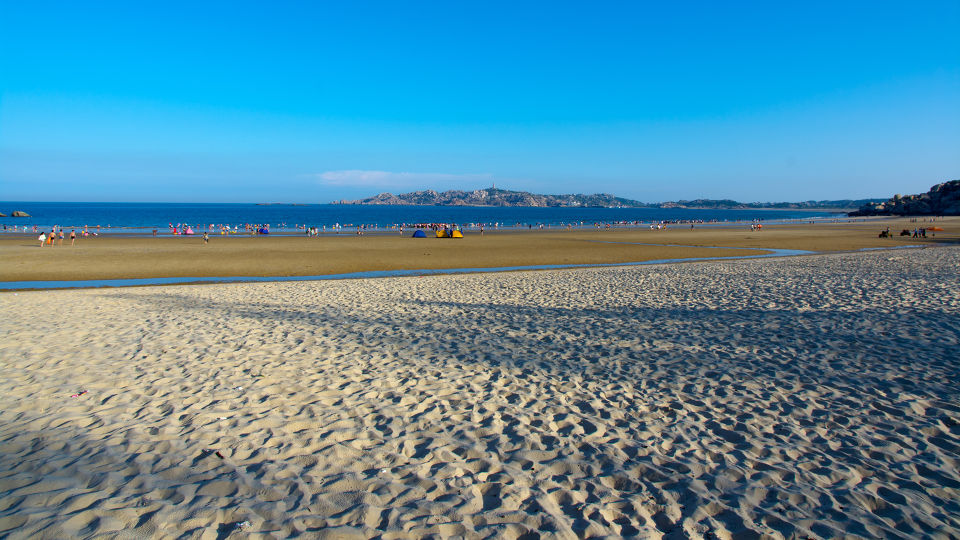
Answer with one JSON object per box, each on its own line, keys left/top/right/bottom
{"left": 1, "top": 247, "right": 958, "bottom": 539}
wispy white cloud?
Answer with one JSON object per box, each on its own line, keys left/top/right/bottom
{"left": 312, "top": 170, "right": 493, "bottom": 187}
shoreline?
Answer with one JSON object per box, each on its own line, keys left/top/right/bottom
{"left": 2, "top": 218, "right": 957, "bottom": 285}
{"left": 0, "top": 202, "right": 891, "bottom": 236}
{"left": 0, "top": 214, "right": 849, "bottom": 236}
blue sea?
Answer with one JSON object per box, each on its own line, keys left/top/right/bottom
{"left": 0, "top": 202, "right": 842, "bottom": 234}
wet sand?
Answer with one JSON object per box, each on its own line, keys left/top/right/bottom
{"left": 2, "top": 217, "right": 956, "bottom": 282}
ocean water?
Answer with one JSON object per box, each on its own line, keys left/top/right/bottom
{"left": 0, "top": 202, "right": 841, "bottom": 234}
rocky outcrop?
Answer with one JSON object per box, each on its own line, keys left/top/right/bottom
{"left": 850, "top": 180, "right": 960, "bottom": 216}
{"left": 0, "top": 212, "right": 6, "bottom": 217}
{"left": 337, "top": 188, "right": 648, "bottom": 208}
{"left": 10, "top": 211, "right": 31, "bottom": 217}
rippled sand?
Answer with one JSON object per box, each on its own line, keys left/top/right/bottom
{"left": 1, "top": 247, "right": 958, "bottom": 538}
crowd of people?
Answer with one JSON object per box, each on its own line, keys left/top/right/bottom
{"left": 168, "top": 223, "right": 279, "bottom": 235}
{"left": 11, "top": 216, "right": 871, "bottom": 246}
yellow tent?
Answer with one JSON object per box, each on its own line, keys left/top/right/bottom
{"left": 451, "top": 230, "right": 464, "bottom": 238}
{"left": 436, "top": 230, "right": 448, "bottom": 238}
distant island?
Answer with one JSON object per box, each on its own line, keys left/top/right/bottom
{"left": 849, "top": 179, "right": 960, "bottom": 216}
{"left": 333, "top": 187, "right": 883, "bottom": 210}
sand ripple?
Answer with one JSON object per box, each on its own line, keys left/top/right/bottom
{"left": 1, "top": 247, "right": 959, "bottom": 538}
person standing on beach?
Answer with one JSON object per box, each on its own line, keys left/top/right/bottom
{"left": 58, "top": 229, "right": 64, "bottom": 246}
{"left": 70, "top": 229, "right": 76, "bottom": 246}
{"left": 38, "top": 231, "right": 46, "bottom": 247}
{"left": 202, "top": 232, "right": 209, "bottom": 244}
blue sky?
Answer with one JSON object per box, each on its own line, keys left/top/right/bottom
{"left": 1, "top": 1, "right": 958, "bottom": 203}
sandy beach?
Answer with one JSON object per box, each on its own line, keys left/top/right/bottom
{"left": 1, "top": 243, "right": 958, "bottom": 538}
{"left": 2, "top": 217, "right": 957, "bottom": 283}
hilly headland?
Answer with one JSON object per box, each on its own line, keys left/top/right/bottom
{"left": 850, "top": 179, "right": 960, "bottom": 216}
{"left": 334, "top": 187, "right": 882, "bottom": 210}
